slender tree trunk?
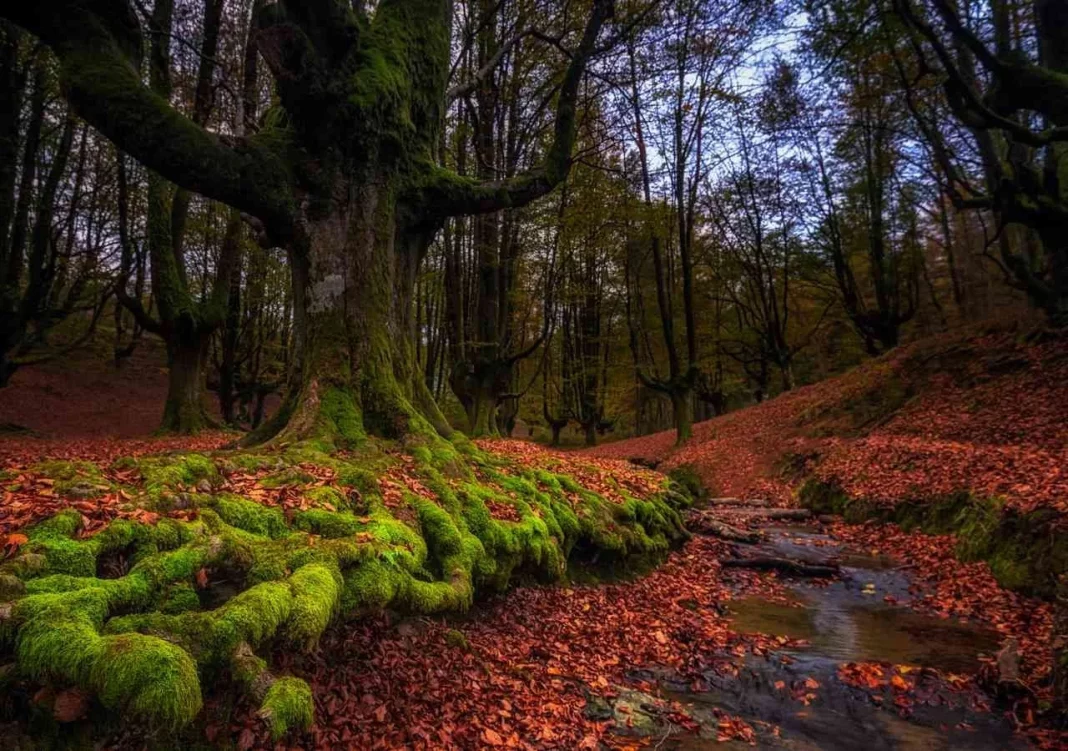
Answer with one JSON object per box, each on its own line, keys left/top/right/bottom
{"left": 670, "top": 388, "right": 693, "bottom": 445}
{"left": 218, "top": 211, "right": 243, "bottom": 425}
{"left": 583, "top": 420, "right": 597, "bottom": 447}
{"left": 161, "top": 332, "right": 212, "bottom": 433}
{"left": 781, "top": 360, "right": 795, "bottom": 392}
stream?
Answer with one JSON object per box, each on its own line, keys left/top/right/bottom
{"left": 600, "top": 520, "right": 1026, "bottom": 750}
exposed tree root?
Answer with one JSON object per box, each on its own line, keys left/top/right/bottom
{"left": 0, "top": 436, "right": 689, "bottom": 737}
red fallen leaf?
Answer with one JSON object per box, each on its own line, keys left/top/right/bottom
{"left": 890, "top": 675, "right": 909, "bottom": 691}
{"left": 373, "top": 704, "right": 387, "bottom": 722}
{"left": 195, "top": 567, "right": 209, "bottom": 589}
{"left": 481, "top": 727, "right": 504, "bottom": 746}
{"left": 53, "top": 688, "right": 91, "bottom": 722}
{"left": 236, "top": 727, "right": 256, "bottom": 751}
{"left": 4, "top": 532, "right": 28, "bottom": 557}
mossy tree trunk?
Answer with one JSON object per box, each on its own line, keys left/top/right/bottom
{"left": 669, "top": 387, "right": 693, "bottom": 445}
{"left": 583, "top": 419, "right": 597, "bottom": 447}
{"left": 255, "top": 182, "right": 452, "bottom": 444}
{"left": 6, "top": 0, "right": 614, "bottom": 445}
{"left": 161, "top": 327, "right": 213, "bottom": 433}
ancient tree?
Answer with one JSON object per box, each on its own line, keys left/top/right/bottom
{"left": 4, "top": 0, "right": 612, "bottom": 444}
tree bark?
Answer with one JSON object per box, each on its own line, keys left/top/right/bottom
{"left": 251, "top": 181, "right": 453, "bottom": 446}
{"left": 670, "top": 388, "right": 693, "bottom": 445}
{"left": 161, "top": 332, "right": 212, "bottom": 434}
{"left": 550, "top": 422, "right": 564, "bottom": 446}
{"left": 583, "top": 420, "right": 597, "bottom": 447}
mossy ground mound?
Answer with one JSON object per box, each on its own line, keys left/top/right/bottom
{"left": 0, "top": 435, "right": 687, "bottom": 741}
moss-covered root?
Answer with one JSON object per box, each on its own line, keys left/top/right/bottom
{"left": 259, "top": 677, "right": 314, "bottom": 738}
{"left": 232, "top": 643, "right": 314, "bottom": 738}
{"left": 0, "top": 440, "right": 687, "bottom": 734}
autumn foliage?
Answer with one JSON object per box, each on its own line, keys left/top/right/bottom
{"left": 588, "top": 327, "right": 1068, "bottom": 516}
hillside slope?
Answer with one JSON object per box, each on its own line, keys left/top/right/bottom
{"left": 588, "top": 325, "right": 1068, "bottom": 598}
{"left": 0, "top": 338, "right": 175, "bottom": 438}
{"left": 588, "top": 325, "right": 1068, "bottom": 517}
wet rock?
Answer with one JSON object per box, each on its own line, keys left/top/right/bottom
{"left": 67, "top": 482, "right": 99, "bottom": 500}
{"left": 583, "top": 687, "right": 678, "bottom": 737}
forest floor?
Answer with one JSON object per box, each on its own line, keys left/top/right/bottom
{"left": 0, "top": 323, "right": 1065, "bottom": 749}
{"left": 580, "top": 321, "right": 1068, "bottom": 749}
{"left": 586, "top": 323, "right": 1068, "bottom": 518}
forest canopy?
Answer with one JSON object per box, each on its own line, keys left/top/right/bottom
{"left": 0, "top": 0, "right": 1064, "bottom": 445}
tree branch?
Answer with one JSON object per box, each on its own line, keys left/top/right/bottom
{"left": 3, "top": 0, "right": 296, "bottom": 241}
{"left": 403, "top": 0, "right": 614, "bottom": 217}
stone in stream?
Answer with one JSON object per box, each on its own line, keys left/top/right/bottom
{"left": 584, "top": 686, "right": 688, "bottom": 737}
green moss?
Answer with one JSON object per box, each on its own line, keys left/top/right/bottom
{"left": 259, "top": 467, "right": 315, "bottom": 489}
{"left": 666, "top": 465, "right": 703, "bottom": 506}
{"left": 260, "top": 676, "right": 314, "bottom": 738}
{"left": 227, "top": 453, "right": 279, "bottom": 472}
{"left": 284, "top": 564, "right": 341, "bottom": 648}
{"left": 92, "top": 633, "right": 202, "bottom": 728}
{"left": 294, "top": 509, "right": 364, "bottom": 538}
{"left": 336, "top": 465, "right": 380, "bottom": 496}
{"left": 1, "top": 440, "right": 686, "bottom": 735}
{"left": 799, "top": 479, "right": 1068, "bottom": 597}
{"left": 214, "top": 494, "right": 288, "bottom": 538}
{"left": 444, "top": 628, "right": 469, "bottom": 650}
{"left": 341, "top": 558, "right": 402, "bottom": 611}
{"left": 304, "top": 485, "right": 347, "bottom": 510}
{"left": 159, "top": 582, "right": 201, "bottom": 614}
{"left": 139, "top": 454, "right": 218, "bottom": 498}
{"left": 32, "top": 460, "right": 109, "bottom": 496}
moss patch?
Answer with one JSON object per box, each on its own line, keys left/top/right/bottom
{"left": 0, "top": 440, "right": 686, "bottom": 737}
{"left": 800, "top": 479, "right": 1068, "bottom": 597}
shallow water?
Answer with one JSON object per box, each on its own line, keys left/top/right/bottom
{"left": 727, "top": 597, "right": 1000, "bottom": 675}
{"left": 643, "top": 525, "right": 1020, "bottom": 750}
